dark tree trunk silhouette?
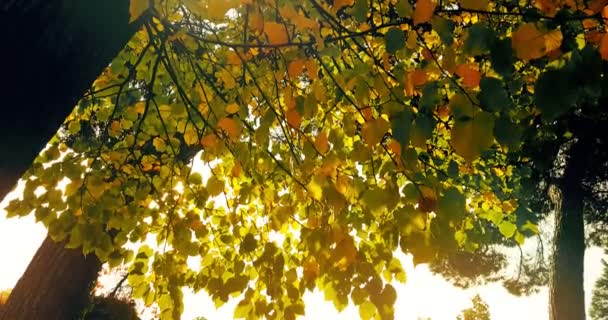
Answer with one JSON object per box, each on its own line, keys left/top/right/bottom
{"left": 549, "top": 140, "right": 588, "bottom": 320}
{"left": 0, "top": 1, "right": 140, "bottom": 319}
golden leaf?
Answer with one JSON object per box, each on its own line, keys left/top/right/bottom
{"left": 314, "top": 132, "right": 330, "bottom": 154}
{"left": 129, "top": 0, "right": 149, "bottom": 23}
{"left": 512, "top": 23, "right": 563, "bottom": 61}
{"left": 225, "top": 103, "right": 240, "bottom": 114}
{"left": 361, "top": 118, "right": 390, "bottom": 146}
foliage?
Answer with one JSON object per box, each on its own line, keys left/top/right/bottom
{"left": 590, "top": 258, "right": 608, "bottom": 320}
{"left": 457, "top": 294, "right": 491, "bottom": 320}
{"left": 81, "top": 296, "right": 141, "bottom": 320}
{"left": 7, "top": 0, "right": 608, "bottom": 318}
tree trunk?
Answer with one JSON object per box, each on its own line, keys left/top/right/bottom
{"left": 549, "top": 140, "right": 588, "bottom": 320}
{"left": 0, "top": 0, "right": 139, "bottom": 196}
{"left": 0, "top": 1, "right": 140, "bottom": 319}
{"left": 0, "top": 237, "right": 102, "bottom": 320}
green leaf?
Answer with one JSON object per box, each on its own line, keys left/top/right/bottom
{"left": 478, "top": 77, "right": 511, "bottom": 112}
{"left": 436, "top": 187, "right": 466, "bottom": 221}
{"left": 463, "top": 23, "right": 495, "bottom": 56}
{"left": 391, "top": 109, "right": 413, "bottom": 152}
{"left": 351, "top": 0, "right": 368, "bottom": 22}
{"left": 431, "top": 17, "right": 455, "bottom": 46}
{"left": 490, "top": 38, "right": 515, "bottom": 77}
{"left": 385, "top": 28, "right": 406, "bottom": 54}
{"left": 494, "top": 117, "right": 522, "bottom": 150}
{"left": 535, "top": 69, "right": 578, "bottom": 121}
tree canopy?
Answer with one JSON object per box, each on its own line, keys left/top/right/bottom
{"left": 6, "top": 0, "right": 608, "bottom": 318}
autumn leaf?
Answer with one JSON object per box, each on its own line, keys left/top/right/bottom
{"left": 512, "top": 23, "right": 563, "bottom": 61}
{"left": 454, "top": 64, "right": 481, "bottom": 88}
{"left": 288, "top": 59, "right": 305, "bottom": 77}
{"left": 286, "top": 108, "right": 302, "bottom": 128}
{"left": 414, "top": 0, "right": 437, "bottom": 25}
{"left": 314, "top": 132, "right": 330, "bottom": 154}
{"left": 361, "top": 118, "right": 390, "bottom": 146}
{"left": 264, "top": 22, "right": 289, "bottom": 44}
{"left": 600, "top": 34, "right": 608, "bottom": 60}
{"left": 129, "top": 0, "right": 149, "bottom": 23}
{"left": 218, "top": 117, "right": 241, "bottom": 140}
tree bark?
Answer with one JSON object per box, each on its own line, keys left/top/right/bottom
{"left": 0, "top": 0, "right": 138, "bottom": 196}
{"left": 0, "top": 1, "right": 140, "bottom": 319}
{"left": 549, "top": 140, "right": 588, "bottom": 320}
{"left": 0, "top": 237, "right": 102, "bottom": 320}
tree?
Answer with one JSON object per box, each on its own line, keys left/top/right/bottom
{"left": 0, "top": 1, "right": 142, "bottom": 319}
{"left": 590, "top": 258, "right": 608, "bottom": 320}
{"left": 5, "top": 0, "right": 608, "bottom": 319}
{"left": 457, "top": 294, "right": 491, "bottom": 320}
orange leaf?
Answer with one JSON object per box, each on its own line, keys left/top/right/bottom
{"left": 417, "top": 186, "right": 437, "bottom": 212}
{"left": 333, "top": 0, "right": 355, "bottom": 12}
{"left": 264, "top": 22, "right": 289, "bottom": 44}
{"left": 512, "top": 23, "right": 563, "bottom": 61}
{"left": 218, "top": 117, "right": 241, "bottom": 140}
{"left": 303, "top": 257, "right": 320, "bottom": 281}
{"left": 305, "top": 59, "right": 318, "bottom": 79}
{"left": 600, "top": 34, "right": 608, "bottom": 60}
{"left": 288, "top": 59, "right": 305, "bottom": 77}
{"left": 406, "top": 69, "right": 428, "bottom": 95}
{"left": 314, "top": 132, "right": 330, "bottom": 154}
{"left": 201, "top": 134, "right": 218, "bottom": 148}
{"left": 414, "top": 0, "right": 436, "bottom": 25}
{"left": 286, "top": 108, "right": 302, "bottom": 128}
{"left": 455, "top": 64, "right": 481, "bottom": 88}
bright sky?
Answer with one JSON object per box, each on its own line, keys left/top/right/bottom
{"left": 1, "top": 204, "right": 605, "bottom": 319}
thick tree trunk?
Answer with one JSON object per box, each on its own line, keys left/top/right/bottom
{"left": 549, "top": 141, "right": 588, "bottom": 320}
{"left": 0, "top": 237, "right": 102, "bottom": 320}
{"left": 0, "top": 0, "right": 138, "bottom": 196}
{"left": 0, "top": 1, "right": 140, "bottom": 319}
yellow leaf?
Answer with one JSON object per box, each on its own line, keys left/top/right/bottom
{"left": 218, "top": 69, "right": 236, "bottom": 89}
{"left": 218, "top": 117, "right": 241, "bottom": 141}
{"left": 414, "top": 0, "right": 437, "bottom": 25}
{"left": 264, "top": 22, "right": 289, "bottom": 45}
{"left": 208, "top": 0, "right": 237, "bottom": 20}
{"left": 314, "top": 132, "right": 330, "bottom": 154}
{"left": 225, "top": 103, "right": 240, "bottom": 114}
{"left": 451, "top": 111, "right": 495, "bottom": 161}
{"left": 153, "top": 137, "right": 166, "bottom": 152}
{"left": 184, "top": 127, "right": 199, "bottom": 145}
{"left": 129, "top": 0, "right": 149, "bottom": 23}
{"left": 361, "top": 118, "right": 390, "bottom": 146}
{"left": 512, "top": 23, "right": 563, "bottom": 61}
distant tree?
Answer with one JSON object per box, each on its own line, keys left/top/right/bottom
{"left": 590, "top": 258, "right": 608, "bottom": 320}
{"left": 457, "top": 295, "right": 491, "bottom": 320}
